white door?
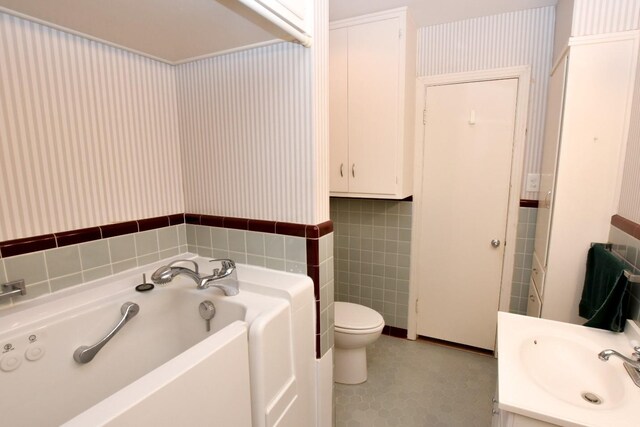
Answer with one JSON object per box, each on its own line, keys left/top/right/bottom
{"left": 416, "top": 79, "right": 518, "bottom": 350}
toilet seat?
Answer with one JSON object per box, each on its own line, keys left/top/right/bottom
{"left": 335, "top": 302, "right": 384, "bottom": 332}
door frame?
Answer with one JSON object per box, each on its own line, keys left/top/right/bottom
{"left": 407, "top": 66, "right": 531, "bottom": 340}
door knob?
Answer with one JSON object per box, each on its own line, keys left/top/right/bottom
{"left": 491, "top": 239, "right": 501, "bottom": 248}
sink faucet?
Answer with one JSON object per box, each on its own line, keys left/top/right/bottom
{"left": 151, "top": 259, "right": 239, "bottom": 296}
{"left": 598, "top": 346, "right": 640, "bottom": 370}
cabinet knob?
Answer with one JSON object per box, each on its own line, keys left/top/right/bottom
{"left": 491, "top": 239, "right": 501, "bottom": 248}
{"left": 352, "top": 164, "right": 356, "bottom": 178}
{"left": 340, "top": 163, "right": 344, "bottom": 177}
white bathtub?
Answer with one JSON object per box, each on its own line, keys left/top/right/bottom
{"left": 0, "top": 255, "right": 316, "bottom": 427}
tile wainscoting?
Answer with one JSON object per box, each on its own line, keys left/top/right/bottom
{"left": 331, "top": 198, "right": 412, "bottom": 330}
{"left": 510, "top": 205, "right": 538, "bottom": 314}
{"left": 0, "top": 224, "right": 187, "bottom": 308}
{"left": 0, "top": 214, "right": 334, "bottom": 358}
{"left": 331, "top": 198, "right": 540, "bottom": 332}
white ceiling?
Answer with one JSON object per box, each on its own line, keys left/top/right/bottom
{"left": 329, "top": 0, "right": 558, "bottom": 27}
{"left": 0, "top": 0, "right": 289, "bottom": 64}
{"left": 0, "top": 0, "right": 558, "bottom": 64}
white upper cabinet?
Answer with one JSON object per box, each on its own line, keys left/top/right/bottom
{"left": 329, "top": 8, "right": 416, "bottom": 199}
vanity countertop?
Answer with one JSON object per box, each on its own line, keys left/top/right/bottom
{"left": 497, "top": 312, "right": 640, "bottom": 427}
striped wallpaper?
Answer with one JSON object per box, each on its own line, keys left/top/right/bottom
{"left": 417, "top": 6, "right": 555, "bottom": 200}
{"left": 312, "top": 0, "right": 330, "bottom": 224}
{"left": 0, "top": 0, "right": 329, "bottom": 242}
{"left": 177, "top": 0, "right": 329, "bottom": 226}
{"left": 0, "top": 12, "right": 183, "bottom": 242}
{"left": 572, "top": 0, "right": 640, "bottom": 36}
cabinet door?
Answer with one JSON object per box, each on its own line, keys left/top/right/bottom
{"left": 347, "top": 18, "right": 400, "bottom": 194}
{"left": 329, "top": 27, "right": 349, "bottom": 193}
{"left": 526, "top": 277, "right": 542, "bottom": 318}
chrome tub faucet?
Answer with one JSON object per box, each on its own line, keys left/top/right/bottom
{"left": 151, "top": 259, "right": 239, "bottom": 296}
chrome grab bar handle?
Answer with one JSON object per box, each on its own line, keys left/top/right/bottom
{"left": 73, "top": 302, "right": 140, "bottom": 364}
{"left": 0, "top": 280, "right": 26, "bottom": 302}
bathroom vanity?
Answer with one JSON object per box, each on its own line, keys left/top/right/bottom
{"left": 494, "top": 312, "right": 640, "bottom": 427}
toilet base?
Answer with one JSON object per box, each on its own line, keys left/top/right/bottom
{"left": 334, "top": 346, "right": 368, "bottom": 384}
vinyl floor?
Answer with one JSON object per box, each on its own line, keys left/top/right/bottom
{"left": 334, "top": 335, "right": 497, "bottom": 427}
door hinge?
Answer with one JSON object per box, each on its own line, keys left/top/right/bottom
{"left": 399, "top": 28, "right": 402, "bottom": 39}
{"left": 415, "top": 300, "right": 419, "bottom": 313}
{"left": 423, "top": 109, "right": 427, "bottom": 125}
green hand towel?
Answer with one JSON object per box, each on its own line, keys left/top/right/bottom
{"left": 579, "top": 243, "right": 629, "bottom": 332}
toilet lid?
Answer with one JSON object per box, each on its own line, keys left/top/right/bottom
{"left": 334, "top": 302, "right": 384, "bottom": 330}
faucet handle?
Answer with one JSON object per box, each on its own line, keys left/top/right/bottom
{"left": 209, "top": 258, "right": 236, "bottom": 273}
{"left": 633, "top": 346, "right": 640, "bottom": 358}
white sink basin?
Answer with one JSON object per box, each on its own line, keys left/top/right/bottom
{"left": 520, "top": 335, "right": 625, "bottom": 408}
{"left": 498, "top": 312, "right": 640, "bottom": 427}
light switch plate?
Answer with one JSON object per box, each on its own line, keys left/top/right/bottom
{"left": 526, "top": 173, "right": 540, "bottom": 192}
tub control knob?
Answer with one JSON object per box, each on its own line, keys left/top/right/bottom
{"left": 25, "top": 344, "right": 46, "bottom": 361}
{"left": 1, "top": 353, "right": 22, "bottom": 372}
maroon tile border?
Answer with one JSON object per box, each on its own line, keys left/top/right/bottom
{"left": 520, "top": 199, "right": 539, "bottom": 208}
{"left": 183, "top": 213, "right": 333, "bottom": 239}
{"left": 100, "top": 221, "right": 139, "bottom": 239}
{"left": 315, "top": 334, "right": 321, "bottom": 359}
{"left": 306, "top": 220, "right": 334, "bottom": 238}
{"left": 1, "top": 214, "right": 335, "bottom": 257}
{"left": 200, "top": 215, "right": 224, "bottom": 227}
{"left": 308, "top": 265, "right": 320, "bottom": 300}
{"left": 55, "top": 227, "right": 102, "bottom": 247}
{"left": 0, "top": 214, "right": 187, "bottom": 258}
{"left": 138, "top": 216, "right": 169, "bottom": 232}
{"left": 276, "top": 222, "right": 307, "bottom": 237}
{"left": 185, "top": 214, "right": 201, "bottom": 224}
{"left": 224, "top": 217, "right": 248, "bottom": 230}
{"left": 611, "top": 214, "right": 640, "bottom": 240}
{"left": 0, "top": 234, "right": 57, "bottom": 258}
{"left": 306, "top": 239, "right": 319, "bottom": 267}
{"left": 249, "top": 219, "right": 276, "bottom": 233}
{"left": 382, "top": 325, "right": 408, "bottom": 338}
{"left": 168, "top": 214, "right": 185, "bottom": 225}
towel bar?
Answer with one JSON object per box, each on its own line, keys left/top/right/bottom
{"left": 591, "top": 243, "right": 640, "bottom": 284}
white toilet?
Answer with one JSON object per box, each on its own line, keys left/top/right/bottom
{"left": 334, "top": 301, "right": 385, "bottom": 384}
